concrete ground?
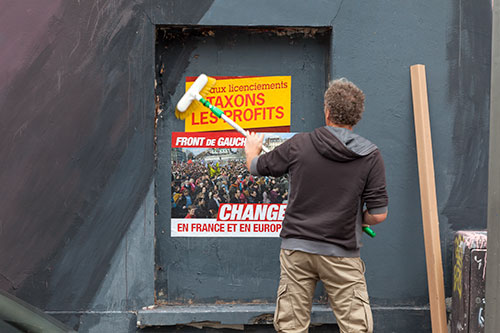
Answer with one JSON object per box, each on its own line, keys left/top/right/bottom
{"left": 139, "top": 324, "right": 340, "bottom": 332}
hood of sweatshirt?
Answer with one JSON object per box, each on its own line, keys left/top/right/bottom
{"left": 310, "top": 126, "right": 377, "bottom": 162}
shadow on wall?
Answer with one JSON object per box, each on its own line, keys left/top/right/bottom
{"left": 0, "top": 0, "right": 161, "bottom": 311}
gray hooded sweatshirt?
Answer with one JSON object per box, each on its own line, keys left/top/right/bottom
{"left": 250, "top": 126, "right": 388, "bottom": 257}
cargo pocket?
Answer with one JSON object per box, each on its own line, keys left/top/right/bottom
{"left": 347, "top": 289, "right": 373, "bottom": 333}
{"left": 274, "top": 283, "right": 297, "bottom": 331}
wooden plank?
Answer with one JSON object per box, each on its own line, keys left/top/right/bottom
{"left": 410, "top": 64, "right": 448, "bottom": 333}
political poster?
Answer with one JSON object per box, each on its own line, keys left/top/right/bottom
{"left": 184, "top": 76, "right": 291, "bottom": 132}
{"left": 171, "top": 131, "right": 296, "bottom": 237}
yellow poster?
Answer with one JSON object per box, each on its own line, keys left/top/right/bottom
{"left": 184, "top": 76, "right": 291, "bottom": 132}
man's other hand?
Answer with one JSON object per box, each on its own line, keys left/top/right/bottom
{"left": 245, "top": 131, "right": 264, "bottom": 170}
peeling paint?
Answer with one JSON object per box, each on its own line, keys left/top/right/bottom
{"left": 251, "top": 313, "right": 274, "bottom": 325}
{"left": 156, "top": 25, "right": 331, "bottom": 39}
{"left": 187, "top": 321, "right": 244, "bottom": 330}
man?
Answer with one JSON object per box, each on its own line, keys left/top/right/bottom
{"left": 245, "top": 78, "right": 388, "bottom": 333}
{"left": 248, "top": 189, "right": 259, "bottom": 203}
{"left": 208, "top": 191, "right": 221, "bottom": 217}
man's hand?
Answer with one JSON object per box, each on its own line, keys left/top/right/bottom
{"left": 363, "top": 209, "right": 387, "bottom": 226}
{"left": 245, "top": 131, "right": 264, "bottom": 170}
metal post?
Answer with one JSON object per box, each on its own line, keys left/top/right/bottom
{"left": 485, "top": 1, "right": 500, "bottom": 332}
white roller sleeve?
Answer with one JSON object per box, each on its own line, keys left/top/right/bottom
{"left": 176, "top": 74, "right": 208, "bottom": 112}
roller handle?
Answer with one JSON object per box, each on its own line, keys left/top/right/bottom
{"left": 363, "top": 226, "right": 376, "bottom": 238}
{"left": 198, "top": 96, "right": 270, "bottom": 153}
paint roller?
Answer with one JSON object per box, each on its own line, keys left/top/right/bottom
{"left": 175, "top": 74, "right": 270, "bottom": 153}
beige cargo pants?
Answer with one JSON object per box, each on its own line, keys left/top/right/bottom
{"left": 273, "top": 249, "right": 373, "bottom": 333}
